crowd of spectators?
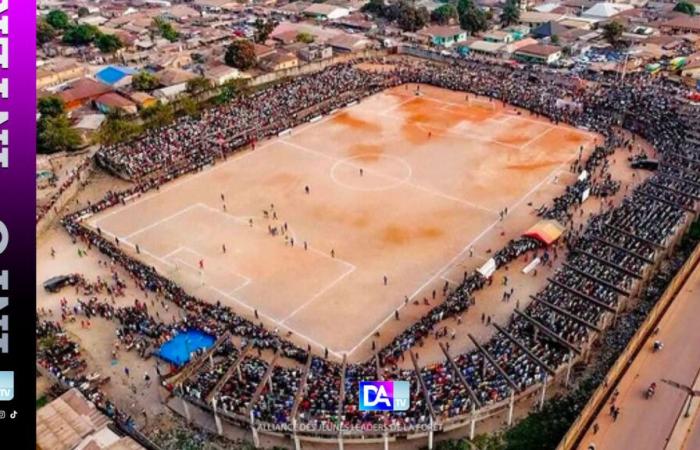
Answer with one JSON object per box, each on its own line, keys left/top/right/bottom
{"left": 37, "top": 156, "right": 92, "bottom": 223}
{"left": 96, "top": 64, "right": 391, "bottom": 180}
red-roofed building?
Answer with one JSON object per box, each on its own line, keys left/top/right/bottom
{"left": 95, "top": 93, "right": 138, "bottom": 115}
{"left": 661, "top": 16, "right": 700, "bottom": 33}
{"left": 58, "top": 78, "right": 113, "bottom": 110}
{"left": 514, "top": 43, "right": 563, "bottom": 64}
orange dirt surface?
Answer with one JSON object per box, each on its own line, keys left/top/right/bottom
{"left": 578, "top": 262, "right": 700, "bottom": 450}
{"left": 87, "top": 84, "right": 596, "bottom": 362}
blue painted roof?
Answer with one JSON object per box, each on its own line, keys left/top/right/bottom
{"left": 96, "top": 66, "right": 137, "bottom": 85}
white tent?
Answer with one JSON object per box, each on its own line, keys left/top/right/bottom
{"left": 582, "top": 2, "right": 633, "bottom": 19}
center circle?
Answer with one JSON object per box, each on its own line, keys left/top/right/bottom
{"left": 330, "top": 154, "right": 412, "bottom": 191}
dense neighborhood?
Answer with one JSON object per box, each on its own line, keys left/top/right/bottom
{"left": 36, "top": 0, "right": 700, "bottom": 153}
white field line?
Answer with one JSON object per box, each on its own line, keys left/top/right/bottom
{"left": 343, "top": 217, "right": 502, "bottom": 356}
{"left": 279, "top": 139, "right": 497, "bottom": 215}
{"left": 101, "top": 224, "right": 347, "bottom": 358}
{"left": 92, "top": 138, "right": 279, "bottom": 224}
{"left": 343, "top": 135, "right": 592, "bottom": 356}
{"left": 520, "top": 126, "right": 556, "bottom": 149}
{"left": 201, "top": 284, "right": 345, "bottom": 359}
{"left": 90, "top": 90, "right": 599, "bottom": 359}
{"left": 279, "top": 263, "right": 356, "bottom": 324}
{"left": 125, "top": 204, "right": 201, "bottom": 239}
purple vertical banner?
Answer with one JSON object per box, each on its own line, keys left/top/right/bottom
{"left": 0, "top": 0, "right": 36, "bottom": 444}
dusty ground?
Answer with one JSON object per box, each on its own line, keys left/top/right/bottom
{"left": 578, "top": 260, "right": 700, "bottom": 450}
{"left": 85, "top": 84, "right": 596, "bottom": 362}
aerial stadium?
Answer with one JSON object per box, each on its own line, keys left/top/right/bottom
{"left": 36, "top": 24, "right": 700, "bottom": 450}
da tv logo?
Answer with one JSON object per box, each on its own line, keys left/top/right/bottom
{"left": 359, "top": 381, "right": 410, "bottom": 411}
{"left": 0, "top": 371, "right": 13, "bottom": 401}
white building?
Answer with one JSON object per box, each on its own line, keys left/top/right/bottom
{"left": 303, "top": 4, "right": 350, "bottom": 20}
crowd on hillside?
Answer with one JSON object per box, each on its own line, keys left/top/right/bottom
{"left": 54, "top": 56, "right": 698, "bottom": 435}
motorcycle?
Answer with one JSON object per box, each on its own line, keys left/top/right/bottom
{"left": 645, "top": 382, "right": 657, "bottom": 399}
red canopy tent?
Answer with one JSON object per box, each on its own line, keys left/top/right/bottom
{"left": 523, "top": 220, "right": 565, "bottom": 245}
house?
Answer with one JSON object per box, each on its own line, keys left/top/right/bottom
{"left": 276, "top": 1, "right": 312, "bottom": 16}
{"left": 303, "top": 4, "right": 350, "bottom": 20}
{"left": 151, "top": 52, "right": 193, "bottom": 70}
{"left": 193, "top": 0, "right": 242, "bottom": 13}
{"left": 519, "top": 11, "right": 566, "bottom": 27}
{"left": 502, "top": 37, "right": 540, "bottom": 57}
{"left": 419, "top": 26, "right": 468, "bottom": 48}
{"left": 298, "top": 44, "right": 333, "bottom": 62}
{"left": 204, "top": 64, "right": 241, "bottom": 85}
{"left": 254, "top": 43, "right": 277, "bottom": 61}
{"left": 681, "top": 60, "right": 700, "bottom": 80}
{"left": 514, "top": 43, "right": 563, "bottom": 64}
{"left": 505, "top": 25, "right": 532, "bottom": 40}
{"left": 37, "top": 388, "right": 146, "bottom": 450}
{"left": 326, "top": 0, "right": 366, "bottom": 11}
{"left": 558, "top": 16, "right": 599, "bottom": 30}
{"left": 74, "top": 114, "right": 106, "bottom": 134}
{"left": 336, "top": 15, "right": 377, "bottom": 32}
{"left": 163, "top": 5, "right": 200, "bottom": 22}
{"left": 581, "top": 2, "right": 633, "bottom": 20}
{"left": 128, "top": 91, "right": 159, "bottom": 109}
{"left": 466, "top": 40, "right": 505, "bottom": 56}
{"left": 483, "top": 30, "right": 514, "bottom": 44}
{"left": 327, "top": 33, "right": 371, "bottom": 53}
{"left": 95, "top": 92, "right": 138, "bottom": 115}
{"left": 661, "top": 16, "right": 700, "bottom": 34}
{"left": 36, "top": 60, "right": 86, "bottom": 90}
{"left": 259, "top": 51, "right": 299, "bottom": 71}
{"left": 153, "top": 84, "right": 188, "bottom": 102}
{"left": 95, "top": 65, "right": 137, "bottom": 88}
{"left": 531, "top": 21, "right": 570, "bottom": 39}
{"left": 78, "top": 15, "right": 109, "bottom": 27}
{"left": 155, "top": 68, "right": 197, "bottom": 87}
{"left": 58, "top": 78, "right": 113, "bottom": 110}
{"left": 271, "top": 30, "right": 300, "bottom": 45}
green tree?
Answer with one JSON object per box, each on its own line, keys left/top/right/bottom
{"left": 37, "top": 114, "right": 82, "bottom": 154}
{"left": 362, "top": 0, "right": 386, "bottom": 15}
{"left": 77, "top": 7, "right": 90, "bottom": 18}
{"left": 500, "top": 0, "right": 520, "bottom": 26}
{"left": 225, "top": 40, "right": 256, "bottom": 70}
{"left": 186, "top": 76, "right": 212, "bottom": 96}
{"left": 97, "top": 112, "right": 141, "bottom": 145}
{"left": 459, "top": 4, "right": 488, "bottom": 34}
{"left": 674, "top": 1, "right": 696, "bottom": 15}
{"left": 254, "top": 18, "right": 276, "bottom": 43}
{"left": 296, "top": 32, "right": 315, "bottom": 44}
{"left": 602, "top": 20, "right": 624, "bottom": 46}
{"left": 46, "top": 10, "right": 71, "bottom": 30}
{"left": 397, "top": 2, "right": 429, "bottom": 32}
{"left": 140, "top": 102, "right": 174, "bottom": 130}
{"left": 214, "top": 78, "right": 247, "bottom": 105}
{"left": 37, "top": 19, "right": 56, "bottom": 45}
{"left": 457, "top": 0, "right": 472, "bottom": 17}
{"left": 62, "top": 24, "right": 100, "bottom": 46}
{"left": 551, "top": 34, "right": 560, "bottom": 45}
{"left": 152, "top": 17, "right": 179, "bottom": 42}
{"left": 132, "top": 71, "right": 160, "bottom": 91}
{"left": 38, "top": 96, "right": 65, "bottom": 118}
{"left": 96, "top": 33, "right": 123, "bottom": 53}
{"left": 179, "top": 96, "right": 199, "bottom": 117}
{"left": 431, "top": 4, "right": 458, "bottom": 24}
